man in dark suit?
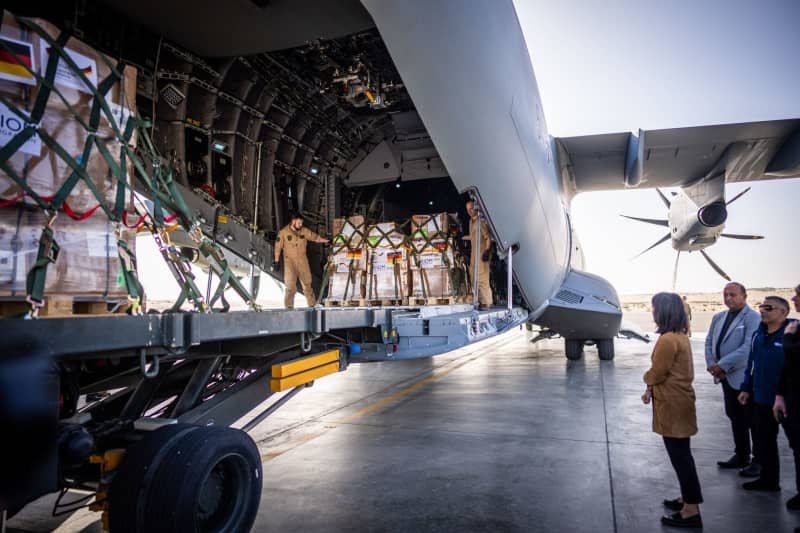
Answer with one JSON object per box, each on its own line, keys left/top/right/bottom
{"left": 705, "top": 282, "right": 762, "bottom": 474}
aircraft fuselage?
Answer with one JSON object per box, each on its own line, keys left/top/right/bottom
{"left": 363, "top": 0, "right": 622, "bottom": 345}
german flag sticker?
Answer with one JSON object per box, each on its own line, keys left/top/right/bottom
{"left": 41, "top": 45, "right": 98, "bottom": 94}
{"left": 0, "top": 36, "right": 36, "bottom": 86}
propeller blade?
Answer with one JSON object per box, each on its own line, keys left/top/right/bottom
{"left": 633, "top": 233, "right": 671, "bottom": 259}
{"left": 656, "top": 188, "right": 671, "bottom": 208}
{"left": 700, "top": 250, "right": 732, "bottom": 281}
{"left": 672, "top": 251, "right": 680, "bottom": 291}
{"left": 726, "top": 186, "right": 751, "bottom": 206}
{"left": 620, "top": 214, "right": 669, "bottom": 227}
{"left": 720, "top": 233, "right": 764, "bottom": 240}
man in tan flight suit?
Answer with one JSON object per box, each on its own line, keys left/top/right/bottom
{"left": 465, "top": 200, "right": 493, "bottom": 309}
{"left": 273, "top": 214, "right": 329, "bottom": 308}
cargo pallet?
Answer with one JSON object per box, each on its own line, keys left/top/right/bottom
{"left": 0, "top": 297, "right": 127, "bottom": 317}
{"left": 323, "top": 299, "right": 364, "bottom": 307}
{"left": 324, "top": 298, "right": 412, "bottom": 308}
{"left": 409, "top": 296, "right": 461, "bottom": 306}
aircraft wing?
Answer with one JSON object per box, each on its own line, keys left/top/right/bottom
{"left": 555, "top": 118, "right": 800, "bottom": 193}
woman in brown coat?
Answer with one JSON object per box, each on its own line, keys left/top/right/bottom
{"left": 642, "top": 292, "right": 703, "bottom": 529}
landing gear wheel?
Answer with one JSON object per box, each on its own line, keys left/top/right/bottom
{"left": 597, "top": 338, "right": 615, "bottom": 361}
{"left": 565, "top": 339, "right": 584, "bottom": 360}
{"left": 109, "top": 424, "right": 262, "bottom": 533}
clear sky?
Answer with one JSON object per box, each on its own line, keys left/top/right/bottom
{"left": 515, "top": 0, "right": 800, "bottom": 294}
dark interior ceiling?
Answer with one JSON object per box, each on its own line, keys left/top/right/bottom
{"left": 1, "top": 0, "right": 440, "bottom": 283}
{"left": 98, "top": 0, "right": 376, "bottom": 56}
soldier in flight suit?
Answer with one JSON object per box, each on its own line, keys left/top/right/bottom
{"left": 273, "top": 214, "right": 329, "bottom": 308}
{"left": 465, "top": 199, "right": 493, "bottom": 308}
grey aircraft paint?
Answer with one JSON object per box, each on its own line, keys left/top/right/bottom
{"left": 363, "top": 0, "right": 623, "bottom": 338}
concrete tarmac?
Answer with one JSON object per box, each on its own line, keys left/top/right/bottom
{"left": 244, "top": 328, "right": 798, "bottom": 532}
{"left": 8, "top": 328, "right": 798, "bottom": 532}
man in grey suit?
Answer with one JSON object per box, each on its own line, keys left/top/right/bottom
{"left": 705, "top": 282, "right": 762, "bottom": 474}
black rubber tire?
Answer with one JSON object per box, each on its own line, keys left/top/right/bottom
{"left": 109, "top": 423, "right": 201, "bottom": 533}
{"left": 597, "top": 338, "right": 615, "bottom": 361}
{"left": 109, "top": 424, "right": 261, "bottom": 533}
{"left": 144, "top": 425, "right": 261, "bottom": 533}
{"left": 565, "top": 339, "right": 584, "bottom": 360}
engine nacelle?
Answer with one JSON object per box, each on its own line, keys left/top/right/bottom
{"left": 697, "top": 201, "right": 727, "bottom": 227}
{"left": 668, "top": 192, "right": 726, "bottom": 251}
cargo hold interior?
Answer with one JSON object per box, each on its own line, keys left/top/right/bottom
{"left": 0, "top": 0, "right": 523, "bottom": 308}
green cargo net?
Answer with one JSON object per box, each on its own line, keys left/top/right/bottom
{"left": 406, "top": 214, "right": 468, "bottom": 300}
{"left": 322, "top": 217, "right": 367, "bottom": 302}
{"left": 0, "top": 15, "right": 256, "bottom": 315}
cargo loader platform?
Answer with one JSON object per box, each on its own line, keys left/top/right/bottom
{"left": 0, "top": 303, "right": 527, "bottom": 532}
{"left": 3, "top": 304, "right": 528, "bottom": 362}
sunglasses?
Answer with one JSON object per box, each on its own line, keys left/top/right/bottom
{"left": 758, "top": 304, "right": 784, "bottom": 312}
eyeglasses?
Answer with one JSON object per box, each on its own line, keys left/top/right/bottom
{"left": 758, "top": 304, "right": 783, "bottom": 312}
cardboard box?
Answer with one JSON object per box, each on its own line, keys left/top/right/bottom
{"left": 410, "top": 213, "right": 455, "bottom": 240}
{"left": 332, "top": 215, "right": 365, "bottom": 252}
{"left": 365, "top": 247, "right": 408, "bottom": 299}
{"left": 327, "top": 270, "right": 364, "bottom": 301}
{"left": 410, "top": 268, "right": 453, "bottom": 299}
{"left": 0, "top": 11, "right": 138, "bottom": 213}
{"left": 366, "top": 222, "right": 405, "bottom": 248}
{"left": 0, "top": 12, "right": 138, "bottom": 303}
{"left": 330, "top": 245, "right": 367, "bottom": 272}
{"left": 408, "top": 239, "right": 455, "bottom": 269}
{"left": 0, "top": 206, "right": 135, "bottom": 298}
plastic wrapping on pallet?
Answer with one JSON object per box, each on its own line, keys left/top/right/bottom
{"left": 0, "top": 12, "right": 138, "bottom": 211}
{"left": 0, "top": 206, "right": 135, "bottom": 298}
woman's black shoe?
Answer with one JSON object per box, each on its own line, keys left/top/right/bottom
{"left": 663, "top": 498, "right": 683, "bottom": 511}
{"left": 661, "top": 511, "right": 702, "bottom": 529}
{"left": 717, "top": 454, "right": 749, "bottom": 469}
{"left": 787, "top": 494, "right": 800, "bottom": 511}
{"left": 742, "top": 479, "right": 781, "bottom": 492}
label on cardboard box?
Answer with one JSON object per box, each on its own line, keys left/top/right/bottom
{"left": 332, "top": 248, "right": 364, "bottom": 272}
{"left": 0, "top": 100, "right": 42, "bottom": 156}
{"left": 0, "top": 250, "right": 15, "bottom": 282}
{"left": 420, "top": 255, "right": 436, "bottom": 269}
{"left": 41, "top": 44, "right": 98, "bottom": 94}
{"left": 0, "top": 35, "right": 37, "bottom": 86}
{"left": 87, "top": 234, "right": 112, "bottom": 257}
{"left": 106, "top": 100, "right": 132, "bottom": 130}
